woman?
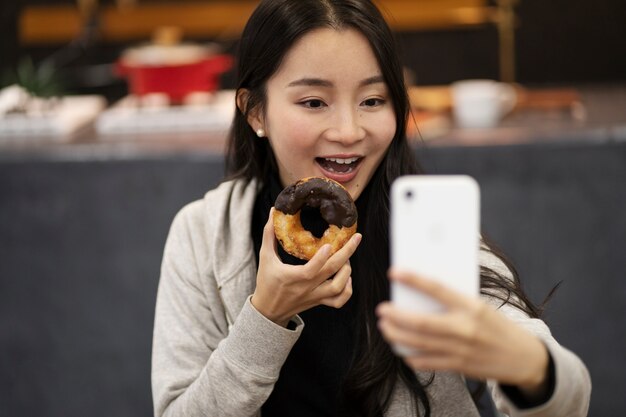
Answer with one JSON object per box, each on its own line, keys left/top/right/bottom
{"left": 151, "top": 1, "right": 591, "bottom": 416}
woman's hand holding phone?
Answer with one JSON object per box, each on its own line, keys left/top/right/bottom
{"left": 251, "top": 208, "right": 362, "bottom": 327}
{"left": 385, "top": 176, "right": 550, "bottom": 399}
{"left": 377, "top": 268, "right": 550, "bottom": 399}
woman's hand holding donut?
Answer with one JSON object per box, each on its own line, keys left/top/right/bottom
{"left": 251, "top": 208, "right": 362, "bottom": 327}
{"left": 376, "top": 269, "right": 550, "bottom": 400}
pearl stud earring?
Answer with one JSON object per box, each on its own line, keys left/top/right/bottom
{"left": 256, "top": 129, "right": 265, "bottom": 138}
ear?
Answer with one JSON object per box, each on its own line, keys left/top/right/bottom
{"left": 236, "top": 88, "right": 264, "bottom": 133}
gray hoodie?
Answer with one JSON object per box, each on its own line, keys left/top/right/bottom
{"left": 152, "top": 178, "right": 591, "bottom": 417}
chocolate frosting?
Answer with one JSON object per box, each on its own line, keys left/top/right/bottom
{"left": 274, "top": 177, "right": 357, "bottom": 227}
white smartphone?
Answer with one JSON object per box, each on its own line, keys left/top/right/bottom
{"left": 390, "top": 175, "right": 481, "bottom": 353}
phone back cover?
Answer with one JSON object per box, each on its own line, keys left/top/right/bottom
{"left": 391, "top": 176, "right": 480, "bottom": 313}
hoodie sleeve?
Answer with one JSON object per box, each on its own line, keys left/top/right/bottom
{"left": 480, "top": 247, "right": 591, "bottom": 417}
{"left": 151, "top": 202, "right": 303, "bottom": 417}
{"left": 486, "top": 302, "right": 591, "bottom": 417}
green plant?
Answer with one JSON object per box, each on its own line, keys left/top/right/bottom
{"left": 6, "top": 57, "right": 65, "bottom": 98}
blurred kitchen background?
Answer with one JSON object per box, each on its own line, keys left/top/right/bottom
{"left": 1, "top": 1, "right": 625, "bottom": 417}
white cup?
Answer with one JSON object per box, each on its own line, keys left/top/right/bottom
{"left": 451, "top": 79, "right": 517, "bottom": 128}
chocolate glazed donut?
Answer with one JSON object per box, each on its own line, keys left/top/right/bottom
{"left": 273, "top": 177, "right": 358, "bottom": 260}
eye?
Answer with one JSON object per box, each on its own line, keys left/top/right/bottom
{"left": 300, "top": 99, "right": 327, "bottom": 109}
{"left": 361, "top": 97, "right": 385, "bottom": 107}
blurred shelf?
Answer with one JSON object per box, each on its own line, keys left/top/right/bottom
{"left": 2, "top": 84, "right": 624, "bottom": 161}
{"left": 20, "top": 0, "right": 496, "bottom": 45}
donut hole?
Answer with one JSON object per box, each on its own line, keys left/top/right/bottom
{"left": 300, "top": 205, "right": 329, "bottom": 239}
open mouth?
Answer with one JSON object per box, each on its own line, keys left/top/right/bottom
{"left": 315, "top": 156, "right": 362, "bottom": 174}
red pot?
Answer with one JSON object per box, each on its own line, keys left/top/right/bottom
{"left": 116, "top": 51, "right": 233, "bottom": 103}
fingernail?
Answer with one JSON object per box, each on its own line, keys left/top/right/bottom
{"left": 377, "top": 318, "right": 387, "bottom": 330}
{"left": 388, "top": 268, "right": 408, "bottom": 281}
{"left": 376, "top": 303, "right": 387, "bottom": 316}
{"left": 353, "top": 233, "right": 362, "bottom": 244}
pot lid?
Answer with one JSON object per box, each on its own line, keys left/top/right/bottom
{"left": 120, "top": 26, "right": 220, "bottom": 66}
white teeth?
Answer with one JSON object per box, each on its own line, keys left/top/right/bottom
{"left": 324, "top": 157, "right": 359, "bottom": 164}
{"left": 325, "top": 165, "right": 354, "bottom": 173}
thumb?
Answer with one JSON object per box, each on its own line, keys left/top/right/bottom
{"left": 260, "top": 207, "right": 279, "bottom": 261}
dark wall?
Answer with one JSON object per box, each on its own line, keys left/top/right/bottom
{"left": 1, "top": 141, "right": 625, "bottom": 417}
{"left": 422, "top": 142, "right": 626, "bottom": 417}
{"left": 0, "top": 157, "right": 225, "bottom": 417}
{"left": 0, "top": 1, "right": 20, "bottom": 78}
{"left": 397, "top": 0, "right": 626, "bottom": 85}
{"left": 515, "top": 0, "right": 626, "bottom": 84}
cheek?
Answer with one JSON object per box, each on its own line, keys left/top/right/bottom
{"left": 268, "top": 114, "right": 317, "bottom": 155}
{"left": 373, "top": 112, "right": 397, "bottom": 150}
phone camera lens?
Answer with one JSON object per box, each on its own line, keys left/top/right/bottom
{"left": 405, "top": 190, "right": 413, "bottom": 199}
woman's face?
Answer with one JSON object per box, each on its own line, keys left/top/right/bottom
{"left": 256, "top": 28, "right": 396, "bottom": 200}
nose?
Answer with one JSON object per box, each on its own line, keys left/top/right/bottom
{"left": 325, "top": 107, "right": 366, "bottom": 145}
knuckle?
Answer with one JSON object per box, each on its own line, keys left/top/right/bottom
{"left": 450, "top": 354, "right": 467, "bottom": 370}
{"left": 309, "top": 271, "right": 324, "bottom": 282}
{"left": 459, "top": 317, "right": 480, "bottom": 346}
{"left": 299, "top": 264, "right": 320, "bottom": 280}
{"left": 321, "top": 262, "right": 340, "bottom": 278}
{"left": 469, "top": 302, "right": 487, "bottom": 323}
{"left": 329, "top": 257, "right": 344, "bottom": 271}
{"left": 412, "top": 317, "right": 428, "bottom": 333}
{"left": 328, "top": 281, "right": 342, "bottom": 296}
{"left": 454, "top": 356, "right": 468, "bottom": 371}
{"left": 295, "top": 270, "right": 315, "bottom": 283}
{"left": 406, "top": 357, "right": 420, "bottom": 369}
{"left": 429, "top": 280, "right": 446, "bottom": 295}
{"left": 336, "top": 296, "right": 349, "bottom": 308}
{"left": 331, "top": 290, "right": 351, "bottom": 309}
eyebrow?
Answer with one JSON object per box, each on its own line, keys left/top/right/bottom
{"left": 287, "top": 75, "right": 385, "bottom": 88}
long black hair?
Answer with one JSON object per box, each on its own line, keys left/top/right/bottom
{"left": 226, "top": 1, "right": 543, "bottom": 416}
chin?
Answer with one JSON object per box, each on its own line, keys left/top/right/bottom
{"left": 346, "top": 185, "right": 364, "bottom": 201}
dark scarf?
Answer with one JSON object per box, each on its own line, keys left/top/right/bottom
{"left": 252, "top": 174, "right": 370, "bottom": 416}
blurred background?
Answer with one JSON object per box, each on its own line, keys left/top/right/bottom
{"left": 1, "top": 1, "right": 625, "bottom": 417}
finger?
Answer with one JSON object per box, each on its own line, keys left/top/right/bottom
{"left": 377, "top": 302, "right": 483, "bottom": 343}
{"left": 299, "top": 243, "right": 333, "bottom": 278}
{"left": 320, "top": 277, "right": 353, "bottom": 309}
{"left": 404, "top": 353, "right": 460, "bottom": 373}
{"left": 376, "top": 302, "right": 441, "bottom": 335}
{"left": 321, "top": 233, "right": 362, "bottom": 276}
{"left": 388, "top": 267, "right": 476, "bottom": 310}
{"left": 377, "top": 315, "right": 459, "bottom": 355}
{"left": 378, "top": 317, "right": 421, "bottom": 348}
{"left": 335, "top": 232, "right": 362, "bottom": 258}
{"left": 377, "top": 313, "right": 479, "bottom": 374}
{"left": 403, "top": 353, "right": 487, "bottom": 379}
{"left": 377, "top": 302, "right": 455, "bottom": 335}
{"left": 259, "top": 208, "right": 279, "bottom": 262}
{"left": 316, "top": 261, "right": 351, "bottom": 296}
